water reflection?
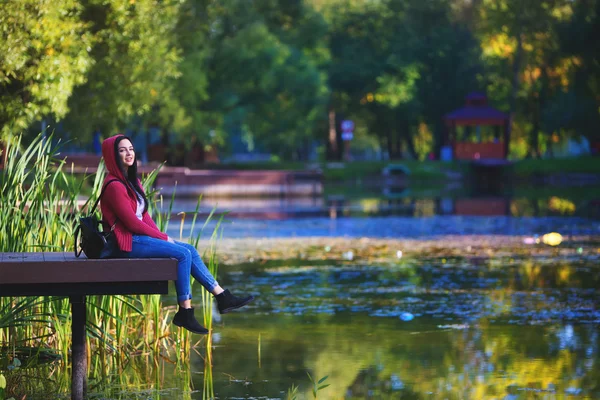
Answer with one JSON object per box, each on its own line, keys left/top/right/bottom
{"left": 162, "top": 190, "right": 600, "bottom": 239}
{"left": 182, "top": 256, "right": 600, "bottom": 399}
{"left": 206, "top": 318, "right": 599, "bottom": 399}
{"left": 17, "top": 255, "right": 600, "bottom": 399}
{"left": 168, "top": 213, "right": 599, "bottom": 239}
{"left": 159, "top": 186, "right": 600, "bottom": 220}
{"left": 225, "top": 259, "right": 600, "bottom": 324}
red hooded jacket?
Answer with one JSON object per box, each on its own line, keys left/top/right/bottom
{"left": 100, "top": 135, "right": 168, "bottom": 251}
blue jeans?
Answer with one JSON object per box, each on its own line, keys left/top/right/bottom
{"left": 102, "top": 235, "right": 218, "bottom": 302}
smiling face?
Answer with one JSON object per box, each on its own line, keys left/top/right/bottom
{"left": 117, "top": 138, "right": 135, "bottom": 170}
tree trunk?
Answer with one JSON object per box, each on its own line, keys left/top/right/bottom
{"left": 387, "top": 112, "right": 403, "bottom": 160}
{"left": 386, "top": 131, "right": 394, "bottom": 160}
{"left": 398, "top": 116, "right": 415, "bottom": 159}
{"left": 161, "top": 126, "right": 170, "bottom": 147}
{"left": 433, "top": 120, "right": 445, "bottom": 159}
{"left": 388, "top": 131, "right": 399, "bottom": 160}
{"left": 539, "top": 66, "right": 550, "bottom": 158}
{"left": 528, "top": 116, "right": 540, "bottom": 159}
{"left": 394, "top": 131, "right": 402, "bottom": 159}
{"left": 405, "top": 134, "right": 419, "bottom": 160}
{"left": 508, "top": 30, "right": 524, "bottom": 158}
{"left": 527, "top": 64, "right": 549, "bottom": 159}
{"left": 379, "top": 137, "right": 387, "bottom": 160}
{"left": 327, "top": 108, "right": 338, "bottom": 161}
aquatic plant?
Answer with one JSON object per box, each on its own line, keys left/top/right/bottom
{"left": 307, "top": 373, "right": 330, "bottom": 399}
{"left": 285, "top": 383, "right": 299, "bottom": 400}
{"left": 284, "top": 373, "right": 329, "bottom": 400}
{"left": 0, "top": 133, "right": 79, "bottom": 252}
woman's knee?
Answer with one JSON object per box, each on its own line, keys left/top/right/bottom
{"left": 176, "top": 241, "right": 201, "bottom": 257}
{"left": 172, "top": 246, "right": 193, "bottom": 264}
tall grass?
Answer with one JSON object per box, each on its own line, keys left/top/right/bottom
{"left": 0, "top": 134, "right": 220, "bottom": 398}
{"left": 0, "top": 134, "right": 80, "bottom": 252}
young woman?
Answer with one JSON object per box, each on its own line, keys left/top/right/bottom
{"left": 99, "top": 134, "right": 254, "bottom": 334}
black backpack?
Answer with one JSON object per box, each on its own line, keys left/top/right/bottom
{"left": 74, "top": 179, "right": 122, "bottom": 259}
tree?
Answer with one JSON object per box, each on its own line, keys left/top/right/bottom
{"left": 551, "top": 0, "right": 600, "bottom": 146}
{"left": 0, "top": 0, "right": 92, "bottom": 138}
{"left": 476, "top": 0, "right": 576, "bottom": 158}
{"left": 62, "top": 0, "right": 181, "bottom": 145}
{"left": 385, "top": 0, "right": 482, "bottom": 158}
{"left": 197, "top": 0, "right": 329, "bottom": 159}
{"left": 168, "top": 0, "right": 212, "bottom": 147}
{"left": 323, "top": 0, "right": 397, "bottom": 159}
{"left": 321, "top": 0, "right": 481, "bottom": 160}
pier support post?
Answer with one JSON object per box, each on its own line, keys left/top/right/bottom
{"left": 70, "top": 295, "right": 87, "bottom": 400}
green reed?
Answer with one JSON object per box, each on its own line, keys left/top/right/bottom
{"left": 203, "top": 351, "right": 214, "bottom": 400}
{"left": 0, "top": 133, "right": 221, "bottom": 398}
{"left": 0, "top": 134, "right": 78, "bottom": 252}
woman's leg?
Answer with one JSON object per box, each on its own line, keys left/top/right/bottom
{"left": 124, "top": 235, "right": 208, "bottom": 334}
{"left": 125, "top": 235, "right": 195, "bottom": 303}
{"left": 173, "top": 240, "right": 255, "bottom": 313}
{"left": 173, "top": 240, "right": 223, "bottom": 295}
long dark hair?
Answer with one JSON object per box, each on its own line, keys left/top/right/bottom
{"left": 114, "top": 135, "right": 148, "bottom": 213}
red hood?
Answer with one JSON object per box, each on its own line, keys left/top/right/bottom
{"left": 101, "top": 134, "right": 127, "bottom": 182}
{"left": 101, "top": 134, "right": 142, "bottom": 200}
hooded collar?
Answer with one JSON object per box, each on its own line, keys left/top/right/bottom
{"left": 102, "top": 134, "right": 128, "bottom": 183}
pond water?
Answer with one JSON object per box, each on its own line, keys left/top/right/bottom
{"left": 83, "top": 252, "right": 600, "bottom": 399}
{"left": 14, "top": 184, "right": 600, "bottom": 399}
{"left": 164, "top": 195, "right": 600, "bottom": 240}
{"left": 153, "top": 186, "right": 600, "bottom": 398}
{"left": 168, "top": 213, "right": 599, "bottom": 240}
{"left": 159, "top": 181, "right": 600, "bottom": 240}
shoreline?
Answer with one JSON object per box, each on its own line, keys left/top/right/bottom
{"left": 197, "top": 235, "right": 600, "bottom": 265}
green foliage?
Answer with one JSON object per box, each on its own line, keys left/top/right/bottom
{"left": 64, "top": 0, "right": 182, "bottom": 140}
{"left": 513, "top": 156, "right": 600, "bottom": 176}
{"left": 321, "top": 0, "right": 483, "bottom": 159}
{"left": 0, "top": 0, "right": 92, "bottom": 137}
{"left": 284, "top": 373, "right": 329, "bottom": 400}
{"left": 306, "top": 372, "right": 330, "bottom": 398}
{"left": 1, "top": 0, "right": 599, "bottom": 159}
{"left": 169, "top": 0, "right": 211, "bottom": 142}
{"left": 0, "top": 134, "right": 78, "bottom": 252}
{"left": 553, "top": 0, "right": 600, "bottom": 143}
{"left": 0, "top": 373, "right": 5, "bottom": 389}
{"left": 285, "top": 383, "right": 299, "bottom": 400}
{"left": 202, "top": 0, "right": 330, "bottom": 157}
{"left": 321, "top": 160, "right": 465, "bottom": 182}
{"left": 476, "top": 0, "right": 598, "bottom": 157}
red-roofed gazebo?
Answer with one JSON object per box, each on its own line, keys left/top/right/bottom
{"left": 444, "top": 92, "right": 509, "bottom": 160}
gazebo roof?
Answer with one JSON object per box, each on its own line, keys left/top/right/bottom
{"left": 445, "top": 92, "right": 508, "bottom": 126}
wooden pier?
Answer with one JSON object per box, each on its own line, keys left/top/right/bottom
{"left": 56, "top": 154, "right": 323, "bottom": 197}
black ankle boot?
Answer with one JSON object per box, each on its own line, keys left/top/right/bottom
{"left": 216, "top": 289, "right": 255, "bottom": 314}
{"left": 172, "top": 307, "right": 209, "bottom": 334}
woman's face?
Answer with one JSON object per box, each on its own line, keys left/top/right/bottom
{"left": 117, "top": 139, "right": 135, "bottom": 169}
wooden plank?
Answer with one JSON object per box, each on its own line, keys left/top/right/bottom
{"left": 43, "top": 252, "right": 68, "bottom": 262}
{"left": 4, "top": 253, "right": 24, "bottom": 261}
{"left": 0, "top": 281, "right": 169, "bottom": 297}
{"left": 0, "top": 253, "right": 177, "bottom": 285}
{"left": 23, "top": 252, "right": 45, "bottom": 262}
{"left": 0, "top": 260, "right": 177, "bottom": 284}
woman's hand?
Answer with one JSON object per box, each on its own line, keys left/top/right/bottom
{"left": 167, "top": 236, "right": 176, "bottom": 244}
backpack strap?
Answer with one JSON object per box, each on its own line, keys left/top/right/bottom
{"left": 89, "top": 179, "right": 123, "bottom": 215}
{"left": 74, "top": 223, "right": 82, "bottom": 258}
